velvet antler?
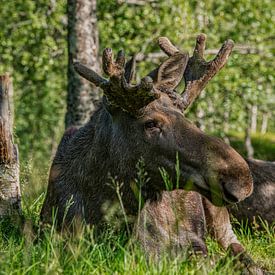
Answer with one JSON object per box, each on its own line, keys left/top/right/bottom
{"left": 158, "top": 34, "right": 234, "bottom": 110}
{"left": 74, "top": 48, "right": 158, "bottom": 115}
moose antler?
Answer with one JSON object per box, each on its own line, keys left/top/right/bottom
{"left": 158, "top": 34, "right": 234, "bottom": 109}
{"left": 74, "top": 48, "right": 158, "bottom": 115}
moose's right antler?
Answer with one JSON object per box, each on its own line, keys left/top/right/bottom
{"left": 158, "top": 34, "right": 234, "bottom": 110}
{"left": 74, "top": 48, "right": 159, "bottom": 115}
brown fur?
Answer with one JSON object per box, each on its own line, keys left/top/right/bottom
{"left": 135, "top": 190, "right": 264, "bottom": 274}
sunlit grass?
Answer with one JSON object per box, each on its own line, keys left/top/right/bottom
{"left": 229, "top": 131, "right": 275, "bottom": 161}
{"left": 0, "top": 207, "right": 274, "bottom": 274}
{"left": 0, "top": 133, "right": 274, "bottom": 274}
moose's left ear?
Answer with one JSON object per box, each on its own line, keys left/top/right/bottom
{"left": 154, "top": 53, "right": 189, "bottom": 91}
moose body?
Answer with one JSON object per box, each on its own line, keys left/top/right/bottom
{"left": 135, "top": 190, "right": 265, "bottom": 274}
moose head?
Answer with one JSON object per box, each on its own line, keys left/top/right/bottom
{"left": 72, "top": 35, "right": 252, "bottom": 207}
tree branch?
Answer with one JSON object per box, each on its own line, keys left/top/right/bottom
{"left": 135, "top": 45, "right": 262, "bottom": 62}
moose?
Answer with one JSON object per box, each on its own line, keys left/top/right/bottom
{"left": 41, "top": 34, "right": 253, "bottom": 226}
{"left": 40, "top": 34, "right": 265, "bottom": 272}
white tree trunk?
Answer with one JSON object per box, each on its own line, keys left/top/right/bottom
{"left": 261, "top": 113, "right": 268, "bottom": 134}
{"left": 0, "top": 75, "right": 21, "bottom": 216}
{"left": 66, "top": 0, "right": 101, "bottom": 128}
{"left": 244, "top": 105, "right": 254, "bottom": 159}
{"left": 250, "top": 105, "right": 257, "bottom": 133}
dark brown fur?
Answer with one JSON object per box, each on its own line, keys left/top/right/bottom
{"left": 135, "top": 190, "right": 264, "bottom": 274}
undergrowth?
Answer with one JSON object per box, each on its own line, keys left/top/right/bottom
{"left": 0, "top": 133, "right": 274, "bottom": 274}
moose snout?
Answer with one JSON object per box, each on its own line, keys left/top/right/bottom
{"left": 216, "top": 157, "right": 254, "bottom": 204}
{"left": 223, "top": 172, "right": 253, "bottom": 202}
{"left": 220, "top": 181, "right": 240, "bottom": 203}
{"left": 204, "top": 136, "right": 254, "bottom": 205}
{"left": 220, "top": 178, "right": 253, "bottom": 204}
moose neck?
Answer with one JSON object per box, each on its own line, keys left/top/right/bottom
{"left": 67, "top": 105, "right": 140, "bottom": 218}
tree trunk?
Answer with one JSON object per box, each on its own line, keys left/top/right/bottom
{"left": 261, "top": 113, "right": 268, "bottom": 134}
{"left": 245, "top": 126, "right": 254, "bottom": 159}
{"left": 222, "top": 91, "right": 230, "bottom": 145}
{"left": 0, "top": 74, "right": 21, "bottom": 217}
{"left": 244, "top": 106, "right": 254, "bottom": 159}
{"left": 250, "top": 105, "right": 257, "bottom": 133}
{"left": 66, "top": 0, "right": 101, "bottom": 128}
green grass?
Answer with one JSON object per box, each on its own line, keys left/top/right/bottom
{"left": 229, "top": 132, "right": 275, "bottom": 161}
{"left": 0, "top": 212, "right": 274, "bottom": 274}
{"left": 0, "top": 132, "right": 274, "bottom": 274}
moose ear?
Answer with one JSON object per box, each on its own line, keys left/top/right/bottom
{"left": 124, "top": 55, "right": 136, "bottom": 83}
{"left": 154, "top": 53, "right": 189, "bottom": 91}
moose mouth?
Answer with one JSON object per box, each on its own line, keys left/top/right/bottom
{"left": 183, "top": 173, "right": 239, "bottom": 206}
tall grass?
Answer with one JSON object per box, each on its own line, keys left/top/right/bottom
{"left": 0, "top": 133, "right": 274, "bottom": 274}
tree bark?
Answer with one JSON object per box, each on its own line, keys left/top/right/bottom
{"left": 250, "top": 105, "right": 257, "bottom": 133}
{"left": 261, "top": 113, "right": 268, "bottom": 134}
{"left": 244, "top": 106, "right": 254, "bottom": 159}
{"left": 66, "top": 0, "right": 101, "bottom": 128}
{"left": 0, "top": 74, "right": 21, "bottom": 217}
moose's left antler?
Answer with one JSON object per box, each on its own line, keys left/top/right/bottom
{"left": 158, "top": 34, "right": 234, "bottom": 110}
{"left": 74, "top": 48, "right": 158, "bottom": 115}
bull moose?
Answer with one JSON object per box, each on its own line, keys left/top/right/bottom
{"left": 41, "top": 34, "right": 253, "bottom": 227}
{"left": 40, "top": 34, "right": 264, "bottom": 272}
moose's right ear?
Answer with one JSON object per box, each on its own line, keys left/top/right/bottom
{"left": 154, "top": 53, "right": 189, "bottom": 91}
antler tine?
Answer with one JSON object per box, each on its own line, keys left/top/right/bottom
{"left": 210, "top": 39, "right": 234, "bottom": 71}
{"left": 158, "top": 37, "right": 179, "bottom": 56}
{"left": 116, "top": 50, "right": 126, "bottom": 68}
{"left": 124, "top": 55, "right": 136, "bottom": 83}
{"left": 182, "top": 35, "right": 234, "bottom": 109}
{"left": 73, "top": 61, "right": 108, "bottom": 88}
{"left": 102, "top": 48, "right": 125, "bottom": 77}
{"left": 123, "top": 54, "right": 153, "bottom": 92}
{"left": 102, "top": 48, "right": 113, "bottom": 76}
{"left": 156, "top": 34, "right": 234, "bottom": 110}
{"left": 193, "top": 33, "right": 206, "bottom": 58}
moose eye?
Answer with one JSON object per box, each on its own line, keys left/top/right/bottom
{"left": 144, "top": 120, "right": 158, "bottom": 129}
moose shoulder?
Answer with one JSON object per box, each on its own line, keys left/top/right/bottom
{"left": 40, "top": 36, "right": 253, "bottom": 229}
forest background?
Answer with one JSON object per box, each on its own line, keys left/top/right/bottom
{"left": 0, "top": 1, "right": 274, "bottom": 273}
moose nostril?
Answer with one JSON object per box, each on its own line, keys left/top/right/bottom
{"left": 221, "top": 182, "right": 239, "bottom": 203}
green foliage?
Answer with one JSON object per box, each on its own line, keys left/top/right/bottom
{"left": 98, "top": 0, "right": 275, "bottom": 136}
{"left": 229, "top": 132, "right": 275, "bottom": 161}
{"left": 0, "top": 0, "right": 67, "bottom": 167}
{"left": 0, "top": 2, "right": 274, "bottom": 273}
